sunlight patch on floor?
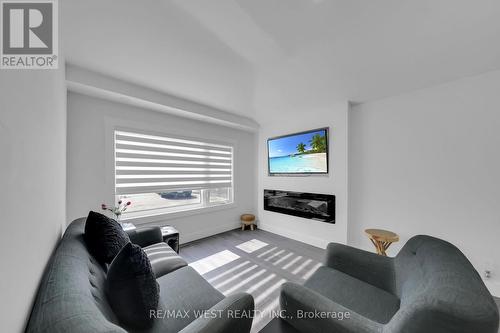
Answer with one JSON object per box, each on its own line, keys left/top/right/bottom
{"left": 222, "top": 269, "right": 267, "bottom": 295}
{"left": 254, "top": 278, "right": 287, "bottom": 304}
{"left": 292, "top": 258, "right": 312, "bottom": 275}
{"left": 189, "top": 250, "right": 240, "bottom": 275}
{"left": 214, "top": 264, "right": 258, "bottom": 289}
{"left": 251, "top": 298, "right": 280, "bottom": 331}
{"left": 257, "top": 246, "right": 278, "bottom": 258}
{"left": 273, "top": 252, "right": 293, "bottom": 266}
{"left": 302, "top": 262, "right": 322, "bottom": 280}
{"left": 264, "top": 249, "right": 285, "bottom": 261}
{"left": 207, "top": 261, "right": 250, "bottom": 283}
{"left": 246, "top": 273, "right": 277, "bottom": 294}
{"left": 236, "top": 239, "right": 269, "bottom": 253}
{"left": 282, "top": 255, "right": 302, "bottom": 269}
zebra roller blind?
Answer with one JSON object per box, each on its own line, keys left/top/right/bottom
{"left": 115, "top": 130, "right": 233, "bottom": 195}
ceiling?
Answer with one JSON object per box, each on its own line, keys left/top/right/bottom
{"left": 62, "top": 0, "right": 255, "bottom": 118}
{"left": 63, "top": 0, "right": 500, "bottom": 120}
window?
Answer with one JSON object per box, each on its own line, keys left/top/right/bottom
{"left": 114, "top": 130, "right": 233, "bottom": 219}
{"left": 208, "top": 187, "right": 231, "bottom": 204}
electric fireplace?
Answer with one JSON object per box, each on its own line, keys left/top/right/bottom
{"left": 264, "top": 189, "right": 335, "bottom": 223}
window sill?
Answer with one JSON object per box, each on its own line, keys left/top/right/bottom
{"left": 121, "top": 202, "right": 237, "bottom": 226}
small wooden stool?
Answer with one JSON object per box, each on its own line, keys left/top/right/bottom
{"left": 240, "top": 214, "right": 256, "bottom": 231}
{"left": 365, "top": 228, "right": 399, "bottom": 256}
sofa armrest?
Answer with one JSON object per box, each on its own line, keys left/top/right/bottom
{"left": 325, "top": 243, "right": 395, "bottom": 292}
{"left": 179, "top": 293, "right": 254, "bottom": 333}
{"left": 126, "top": 226, "right": 163, "bottom": 248}
{"left": 280, "top": 282, "right": 382, "bottom": 333}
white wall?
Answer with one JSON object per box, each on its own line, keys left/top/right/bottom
{"left": 0, "top": 70, "right": 66, "bottom": 330}
{"left": 62, "top": 0, "right": 256, "bottom": 118}
{"left": 349, "top": 70, "right": 500, "bottom": 296}
{"left": 65, "top": 64, "right": 259, "bottom": 132}
{"left": 67, "top": 92, "right": 257, "bottom": 243}
{"left": 257, "top": 102, "right": 349, "bottom": 248}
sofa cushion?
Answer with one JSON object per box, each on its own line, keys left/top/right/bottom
{"left": 304, "top": 266, "right": 400, "bottom": 324}
{"left": 106, "top": 243, "right": 160, "bottom": 329}
{"left": 26, "top": 218, "right": 125, "bottom": 333}
{"left": 145, "top": 266, "right": 225, "bottom": 333}
{"left": 84, "top": 211, "right": 130, "bottom": 264}
{"left": 143, "top": 242, "right": 188, "bottom": 278}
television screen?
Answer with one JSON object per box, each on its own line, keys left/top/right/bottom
{"left": 268, "top": 128, "right": 328, "bottom": 175}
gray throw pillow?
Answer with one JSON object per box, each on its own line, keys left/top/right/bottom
{"left": 84, "top": 211, "right": 130, "bottom": 264}
{"left": 105, "top": 242, "right": 160, "bottom": 329}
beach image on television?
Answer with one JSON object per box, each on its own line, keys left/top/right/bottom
{"left": 268, "top": 129, "right": 328, "bottom": 174}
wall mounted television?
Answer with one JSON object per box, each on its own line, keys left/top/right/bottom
{"left": 268, "top": 127, "right": 329, "bottom": 176}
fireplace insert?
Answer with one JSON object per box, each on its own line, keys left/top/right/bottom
{"left": 264, "top": 189, "right": 335, "bottom": 223}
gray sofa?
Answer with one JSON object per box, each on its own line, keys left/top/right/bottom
{"left": 25, "top": 218, "right": 254, "bottom": 333}
{"left": 280, "top": 235, "right": 499, "bottom": 333}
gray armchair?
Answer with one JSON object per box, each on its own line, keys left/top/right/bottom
{"left": 280, "top": 235, "right": 499, "bottom": 333}
{"left": 126, "top": 226, "right": 163, "bottom": 247}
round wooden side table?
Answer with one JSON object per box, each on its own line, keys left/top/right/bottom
{"left": 240, "top": 214, "right": 256, "bottom": 231}
{"left": 365, "top": 229, "right": 399, "bottom": 256}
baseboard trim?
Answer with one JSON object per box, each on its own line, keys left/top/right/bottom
{"left": 258, "top": 223, "right": 328, "bottom": 249}
{"left": 180, "top": 223, "right": 240, "bottom": 244}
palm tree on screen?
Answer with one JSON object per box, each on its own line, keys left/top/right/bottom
{"left": 309, "top": 134, "right": 326, "bottom": 153}
{"left": 296, "top": 142, "right": 306, "bottom": 153}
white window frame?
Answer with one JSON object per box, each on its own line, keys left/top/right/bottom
{"left": 120, "top": 187, "right": 234, "bottom": 221}
{"left": 105, "top": 122, "right": 236, "bottom": 225}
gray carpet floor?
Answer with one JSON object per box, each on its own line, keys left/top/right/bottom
{"left": 180, "top": 228, "right": 500, "bottom": 333}
{"left": 180, "top": 228, "right": 324, "bottom": 332}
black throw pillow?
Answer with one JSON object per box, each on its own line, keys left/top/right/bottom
{"left": 106, "top": 242, "right": 160, "bottom": 329}
{"left": 84, "top": 211, "right": 130, "bottom": 264}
